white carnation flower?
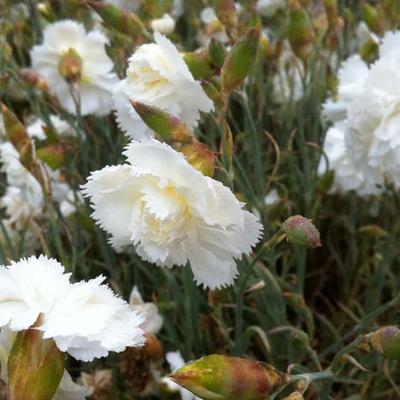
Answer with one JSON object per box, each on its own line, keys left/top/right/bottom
{"left": 31, "top": 20, "right": 119, "bottom": 116}
{"left": 321, "top": 31, "right": 400, "bottom": 194}
{"left": 0, "top": 327, "right": 91, "bottom": 399}
{"left": 0, "top": 255, "right": 145, "bottom": 361}
{"left": 256, "top": 0, "right": 286, "bottom": 17}
{"left": 318, "top": 125, "right": 367, "bottom": 193}
{"left": 322, "top": 55, "right": 369, "bottom": 123}
{"left": 113, "top": 32, "right": 214, "bottom": 140}
{"left": 0, "top": 255, "right": 71, "bottom": 331}
{"left": 129, "top": 286, "right": 163, "bottom": 335}
{"left": 82, "top": 140, "right": 262, "bottom": 289}
{"left": 151, "top": 13, "right": 175, "bottom": 34}
{"left": 27, "top": 115, "right": 74, "bottom": 141}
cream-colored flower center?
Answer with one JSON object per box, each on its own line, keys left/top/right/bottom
{"left": 140, "top": 184, "right": 191, "bottom": 247}
{"left": 128, "top": 63, "right": 169, "bottom": 97}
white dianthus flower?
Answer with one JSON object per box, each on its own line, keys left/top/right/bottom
{"left": 129, "top": 286, "right": 163, "bottom": 335}
{"left": 0, "top": 328, "right": 91, "bottom": 400}
{"left": 322, "top": 55, "right": 369, "bottom": 124}
{"left": 113, "top": 32, "right": 214, "bottom": 140}
{"left": 318, "top": 125, "right": 367, "bottom": 193}
{"left": 151, "top": 13, "right": 175, "bottom": 35}
{"left": 256, "top": 0, "right": 286, "bottom": 17}
{"left": 0, "top": 255, "right": 145, "bottom": 361}
{"left": 321, "top": 31, "right": 400, "bottom": 195}
{"left": 31, "top": 20, "right": 119, "bottom": 116}
{"left": 82, "top": 140, "right": 262, "bottom": 289}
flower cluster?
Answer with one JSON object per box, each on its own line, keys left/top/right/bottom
{"left": 321, "top": 31, "right": 400, "bottom": 195}
{"left": 0, "top": 255, "right": 145, "bottom": 362}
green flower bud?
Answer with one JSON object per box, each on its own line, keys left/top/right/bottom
{"left": 1, "top": 103, "right": 49, "bottom": 193}
{"left": 369, "top": 326, "right": 400, "bottom": 360}
{"left": 7, "top": 328, "right": 65, "bottom": 400}
{"left": 183, "top": 50, "right": 214, "bottom": 79}
{"left": 282, "top": 215, "right": 321, "bottom": 248}
{"left": 87, "top": 0, "right": 150, "bottom": 38}
{"left": 287, "top": 0, "right": 315, "bottom": 60}
{"left": 361, "top": 3, "right": 384, "bottom": 35}
{"left": 208, "top": 38, "right": 226, "bottom": 69}
{"left": 1, "top": 103, "right": 33, "bottom": 163}
{"left": 360, "top": 39, "right": 379, "bottom": 63}
{"left": 37, "top": 145, "right": 65, "bottom": 170}
{"left": 169, "top": 354, "right": 288, "bottom": 400}
{"left": 131, "top": 101, "right": 193, "bottom": 144}
{"left": 221, "top": 27, "right": 260, "bottom": 93}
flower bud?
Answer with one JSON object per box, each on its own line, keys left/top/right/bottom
{"left": 282, "top": 215, "right": 321, "bottom": 248}
{"left": 131, "top": 101, "right": 193, "bottom": 144}
{"left": 58, "top": 48, "right": 82, "bottom": 83}
{"left": 201, "top": 79, "right": 222, "bottom": 106}
{"left": 208, "top": 38, "right": 226, "bottom": 69}
{"left": 37, "top": 145, "right": 65, "bottom": 170}
{"left": 323, "top": 0, "right": 339, "bottom": 27}
{"left": 1, "top": 103, "right": 33, "bottom": 162}
{"left": 181, "top": 142, "right": 216, "bottom": 177}
{"left": 8, "top": 328, "right": 65, "bottom": 400}
{"left": 360, "top": 38, "right": 379, "bottom": 63}
{"left": 183, "top": 50, "right": 214, "bottom": 79}
{"left": 287, "top": 0, "right": 315, "bottom": 60}
{"left": 87, "top": 0, "right": 149, "bottom": 38}
{"left": 1, "top": 103, "right": 49, "bottom": 193}
{"left": 169, "top": 354, "right": 288, "bottom": 400}
{"left": 368, "top": 326, "right": 400, "bottom": 360}
{"left": 20, "top": 68, "right": 48, "bottom": 92}
{"left": 221, "top": 27, "right": 260, "bottom": 93}
{"left": 361, "top": 3, "right": 384, "bottom": 35}
{"left": 215, "top": 0, "right": 238, "bottom": 31}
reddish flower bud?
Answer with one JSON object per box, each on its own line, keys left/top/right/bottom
{"left": 8, "top": 328, "right": 65, "bottom": 400}
{"left": 181, "top": 142, "right": 216, "bottom": 177}
{"left": 282, "top": 215, "right": 321, "bottom": 248}
{"left": 169, "top": 354, "right": 288, "bottom": 400}
{"left": 369, "top": 326, "right": 400, "bottom": 360}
